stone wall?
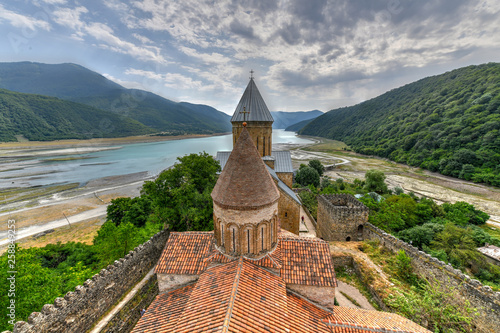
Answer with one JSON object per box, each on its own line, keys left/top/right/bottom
{"left": 101, "top": 273, "right": 158, "bottom": 333}
{"left": 276, "top": 172, "right": 293, "bottom": 188}
{"left": 317, "top": 194, "right": 368, "bottom": 241}
{"left": 8, "top": 229, "right": 169, "bottom": 333}
{"left": 364, "top": 223, "right": 500, "bottom": 330}
{"left": 278, "top": 189, "right": 300, "bottom": 235}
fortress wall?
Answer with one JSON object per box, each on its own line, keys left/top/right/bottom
{"left": 9, "top": 229, "right": 169, "bottom": 333}
{"left": 317, "top": 194, "right": 368, "bottom": 241}
{"left": 364, "top": 223, "right": 500, "bottom": 330}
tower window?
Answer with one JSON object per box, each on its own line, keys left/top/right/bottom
{"left": 247, "top": 229, "right": 250, "bottom": 253}
{"left": 232, "top": 228, "right": 236, "bottom": 252}
{"left": 261, "top": 227, "right": 264, "bottom": 251}
{"left": 257, "top": 137, "right": 259, "bottom": 151}
{"left": 263, "top": 137, "right": 266, "bottom": 155}
{"left": 285, "top": 212, "right": 287, "bottom": 217}
{"left": 221, "top": 225, "right": 224, "bottom": 245}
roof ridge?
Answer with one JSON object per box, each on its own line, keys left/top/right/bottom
{"left": 221, "top": 257, "right": 244, "bottom": 333}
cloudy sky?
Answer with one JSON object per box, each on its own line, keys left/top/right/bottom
{"left": 0, "top": 0, "right": 499, "bottom": 114}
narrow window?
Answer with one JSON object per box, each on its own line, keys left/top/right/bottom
{"left": 221, "top": 225, "right": 224, "bottom": 245}
{"left": 285, "top": 212, "right": 287, "bottom": 217}
{"left": 247, "top": 229, "right": 250, "bottom": 253}
{"left": 232, "top": 228, "right": 236, "bottom": 252}
{"left": 257, "top": 136, "right": 259, "bottom": 151}
{"left": 263, "top": 137, "right": 266, "bottom": 155}
{"left": 261, "top": 227, "right": 264, "bottom": 251}
{"left": 271, "top": 222, "right": 273, "bottom": 242}
{"left": 268, "top": 136, "right": 271, "bottom": 154}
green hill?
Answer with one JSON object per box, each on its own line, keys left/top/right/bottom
{"left": 271, "top": 110, "right": 323, "bottom": 129}
{"left": 285, "top": 118, "right": 317, "bottom": 132}
{"left": 300, "top": 63, "right": 500, "bottom": 186}
{"left": 0, "top": 89, "right": 153, "bottom": 141}
{"left": 0, "top": 62, "right": 230, "bottom": 134}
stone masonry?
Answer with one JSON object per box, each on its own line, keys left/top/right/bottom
{"left": 7, "top": 229, "right": 169, "bottom": 333}
{"left": 317, "top": 194, "right": 368, "bottom": 241}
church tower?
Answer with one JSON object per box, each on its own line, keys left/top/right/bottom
{"left": 211, "top": 125, "right": 279, "bottom": 257}
{"left": 231, "top": 72, "right": 274, "bottom": 157}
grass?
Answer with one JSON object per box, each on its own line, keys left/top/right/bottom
{"left": 339, "top": 291, "right": 361, "bottom": 307}
{"left": 302, "top": 139, "right": 348, "bottom": 153}
{"left": 479, "top": 223, "right": 500, "bottom": 242}
{"left": 335, "top": 266, "right": 381, "bottom": 310}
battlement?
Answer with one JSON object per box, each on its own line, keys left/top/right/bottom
{"left": 8, "top": 229, "right": 169, "bottom": 333}
{"left": 317, "top": 194, "right": 368, "bottom": 241}
{"left": 364, "top": 223, "right": 500, "bottom": 330}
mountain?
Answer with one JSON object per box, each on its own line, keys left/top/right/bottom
{"left": 299, "top": 63, "right": 500, "bottom": 187}
{"left": 0, "top": 89, "right": 152, "bottom": 141}
{"left": 285, "top": 118, "right": 317, "bottom": 132}
{"left": 270, "top": 110, "right": 323, "bottom": 129}
{"left": 0, "top": 62, "right": 230, "bottom": 134}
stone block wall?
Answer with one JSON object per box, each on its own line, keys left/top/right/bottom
{"left": 276, "top": 172, "right": 293, "bottom": 188}
{"left": 278, "top": 190, "right": 300, "bottom": 235}
{"left": 317, "top": 194, "right": 368, "bottom": 241}
{"left": 101, "top": 273, "right": 159, "bottom": 333}
{"left": 364, "top": 223, "right": 500, "bottom": 330}
{"left": 8, "top": 229, "right": 169, "bottom": 333}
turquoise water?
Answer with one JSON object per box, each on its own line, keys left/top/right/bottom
{"left": 1, "top": 130, "right": 312, "bottom": 188}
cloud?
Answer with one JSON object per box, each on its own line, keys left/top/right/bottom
{"left": 0, "top": 4, "right": 51, "bottom": 31}
{"left": 52, "top": 6, "right": 88, "bottom": 30}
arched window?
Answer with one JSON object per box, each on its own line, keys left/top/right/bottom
{"left": 221, "top": 224, "right": 224, "bottom": 246}
{"left": 247, "top": 229, "right": 250, "bottom": 253}
{"left": 232, "top": 228, "right": 236, "bottom": 252}
{"left": 268, "top": 136, "right": 271, "bottom": 154}
{"left": 261, "top": 227, "right": 264, "bottom": 251}
{"left": 263, "top": 136, "right": 266, "bottom": 156}
{"left": 257, "top": 136, "right": 259, "bottom": 151}
{"left": 346, "top": 236, "right": 351, "bottom": 242}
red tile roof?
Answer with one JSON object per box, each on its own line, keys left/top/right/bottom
{"left": 155, "top": 232, "right": 213, "bottom": 275}
{"left": 131, "top": 283, "right": 194, "bottom": 333}
{"left": 286, "top": 291, "right": 332, "bottom": 333}
{"left": 279, "top": 236, "right": 337, "bottom": 287}
{"left": 324, "top": 307, "right": 432, "bottom": 333}
{"left": 211, "top": 127, "right": 279, "bottom": 209}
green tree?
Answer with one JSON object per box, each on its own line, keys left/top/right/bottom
{"left": 295, "top": 165, "right": 320, "bottom": 187}
{"left": 364, "top": 169, "right": 389, "bottom": 194}
{"left": 308, "top": 159, "right": 325, "bottom": 176}
{"left": 141, "top": 152, "right": 220, "bottom": 231}
{"left": 431, "top": 223, "right": 481, "bottom": 268}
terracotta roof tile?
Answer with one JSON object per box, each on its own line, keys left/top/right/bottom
{"left": 325, "top": 306, "right": 432, "bottom": 333}
{"left": 211, "top": 127, "right": 279, "bottom": 209}
{"left": 286, "top": 291, "right": 332, "bottom": 333}
{"left": 131, "top": 284, "right": 194, "bottom": 333}
{"left": 279, "top": 236, "right": 337, "bottom": 287}
{"left": 155, "top": 232, "right": 213, "bottom": 275}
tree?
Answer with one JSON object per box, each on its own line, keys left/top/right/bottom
{"left": 308, "top": 159, "right": 325, "bottom": 176}
{"left": 295, "top": 165, "right": 320, "bottom": 187}
{"left": 431, "top": 223, "right": 481, "bottom": 268}
{"left": 141, "top": 152, "right": 220, "bottom": 231}
{"left": 364, "top": 169, "right": 389, "bottom": 194}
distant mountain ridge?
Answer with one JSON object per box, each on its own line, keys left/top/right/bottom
{"left": 0, "top": 88, "right": 152, "bottom": 141}
{"left": 300, "top": 63, "right": 500, "bottom": 187}
{"left": 0, "top": 62, "right": 231, "bottom": 135}
{"left": 270, "top": 110, "right": 323, "bottom": 129}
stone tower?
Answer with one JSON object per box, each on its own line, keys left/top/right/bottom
{"left": 230, "top": 74, "right": 274, "bottom": 157}
{"left": 211, "top": 126, "right": 280, "bottom": 256}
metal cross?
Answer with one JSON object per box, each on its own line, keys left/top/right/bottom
{"left": 250, "top": 69, "right": 254, "bottom": 79}
{"left": 240, "top": 106, "right": 250, "bottom": 122}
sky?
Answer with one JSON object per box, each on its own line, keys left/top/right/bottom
{"left": 0, "top": 0, "right": 499, "bottom": 115}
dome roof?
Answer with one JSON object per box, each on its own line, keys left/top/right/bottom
{"left": 230, "top": 78, "right": 274, "bottom": 122}
{"left": 211, "top": 127, "right": 279, "bottom": 209}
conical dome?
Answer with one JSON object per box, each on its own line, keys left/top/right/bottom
{"left": 211, "top": 127, "right": 279, "bottom": 209}
{"left": 230, "top": 78, "right": 274, "bottom": 123}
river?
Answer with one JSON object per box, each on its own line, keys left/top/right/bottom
{"left": 0, "top": 130, "right": 312, "bottom": 188}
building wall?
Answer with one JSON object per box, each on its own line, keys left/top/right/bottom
{"left": 276, "top": 172, "right": 293, "bottom": 188}
{"left": 232, "top": 121, "right": 273, "bottom": 157}
{"left": 278, "top": 189, "right": 300, "bottom": 235}
{"left": 213, "top": 201, "right": 279, "bottom": 256}
{"left": 317, "top": 194, "right": 368, "bottom": 241}
{"left": 287, "top": 284, "right": 336, "bottom": 310}
{"left": 9, "top": 229, "right": 169, "bottom": 333}
{"left": 157, "top": 274, "right": 198, "bottom": 293}
{"left": 364, "top": 223, "right": 500, "bottom": 331}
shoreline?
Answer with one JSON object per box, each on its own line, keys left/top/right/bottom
{"left": 0, "top": 132, "right": 231, "bottom": 150}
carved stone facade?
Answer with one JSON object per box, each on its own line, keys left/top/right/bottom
{"left": 317, "top": 194, "right": 368, "bottom": 241}
{"left": 213, "top": 201, "right": 279, "bottom": 256}
{"left": 232, "top": 121, "right": 273, "bottom": 157}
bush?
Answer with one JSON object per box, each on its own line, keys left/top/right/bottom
{"left": 295, "top": 165, "right": 320, "bottom": 187}
{"left": 364, "top": 169, "right": 389, "bottom": 194}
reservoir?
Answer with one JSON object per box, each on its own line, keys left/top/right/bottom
{"left": 0, "top": 130, "right": 312, "bottom": 188}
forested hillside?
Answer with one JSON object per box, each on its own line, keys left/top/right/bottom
{"left": 270, "top": 110, "right": 323, "bottom": 129}
{"left": 0, "top": 89, "right": 152, "bottom": 141}
{"left": 300, "top": 63, "right": 500, "bottom": 186}
{"left": 0, "top": 62, "right": 231, "bottom": 134}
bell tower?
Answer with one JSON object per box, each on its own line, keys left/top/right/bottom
{"left": 231, "top": 71, "right": 274, "bottom": 157}
{"left": 211, "top": 125, "right": 279, "bottom": 257}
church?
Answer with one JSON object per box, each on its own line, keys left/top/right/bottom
{"left": 131, "top": 76, "right": 430, "bottom": 333}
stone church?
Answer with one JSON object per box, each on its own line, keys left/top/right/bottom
{"left": 131, "top": 77, "right": 430, "bottom": 333}
{"left": 216, "top": 75, "right": 301, "bottom": 234}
